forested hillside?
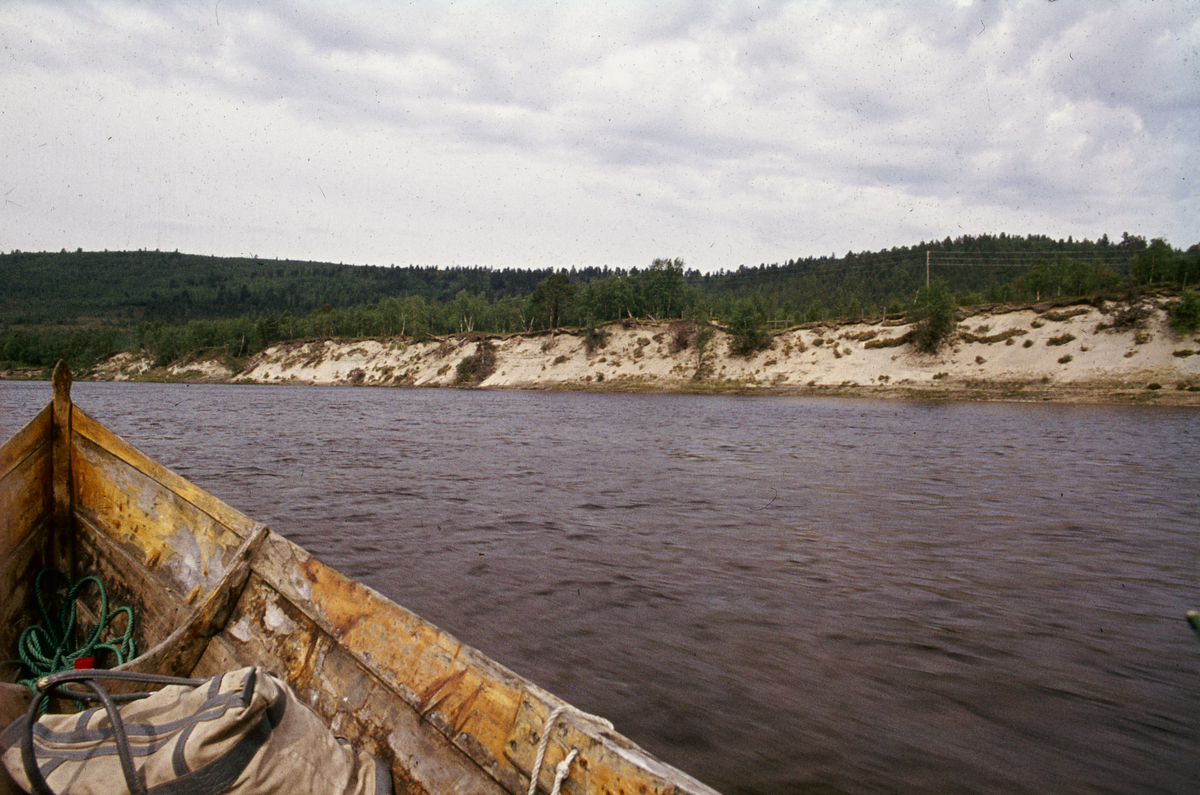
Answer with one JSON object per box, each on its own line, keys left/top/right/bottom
{"left": 2, "top": 233, "right": 1196, "bottom": 373}
{"left": 0, "top": 249, "right": 556, "bottom": 325}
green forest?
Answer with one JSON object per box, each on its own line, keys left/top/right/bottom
{"left": 2, "top": 232, "right": 1197, "bottom": 372}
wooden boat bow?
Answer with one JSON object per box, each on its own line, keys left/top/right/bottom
{"left": 1, "top": 363, "right": 722, "bottom": 795}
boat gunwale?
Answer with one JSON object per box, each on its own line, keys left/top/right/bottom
{"left": 71, "top": 405, "right": 263, "bottom": 540}
{"left": 0, "top": 404, "right": 51, "bottom": 482}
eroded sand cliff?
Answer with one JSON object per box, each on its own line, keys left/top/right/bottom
{"left": 90, "top": 298, "right": 1200, "bottom": 404}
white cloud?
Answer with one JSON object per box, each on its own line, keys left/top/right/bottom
{"left": 1, "top": 0, "right": 1196, "bottom": 271}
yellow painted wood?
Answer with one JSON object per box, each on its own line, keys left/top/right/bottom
{"left": 71, "top": 430, "right": 246, "bottom": 603}
{"left": 113, "top": 524, "right": 267, "bottom": 687}
{"left": 0, "top": 403, "right": 51, "bottom": 482}
{"left": 71, "top": 407, "right": 260, "bottom": 539}
{"left": 245, "top": 529, "right": 718, "bottom": 795}
{"left": 195, "top": 570, "right": 509, "bottom": 795}
{"left": 73, "top": 513, "right": 195, "bottom": 664}
{"left": 0, "top": 403, "right": 51, "bottom": 663}
{"left": 0, "top": 426, "right": 51, "bottom": 563}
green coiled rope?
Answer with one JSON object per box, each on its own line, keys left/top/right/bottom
{"left": 11, "top": 568, "right": 136, "bottom": 691}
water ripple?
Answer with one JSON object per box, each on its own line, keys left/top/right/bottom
{"left": 2, "top": 383, "right": 1197, "bottom": 795}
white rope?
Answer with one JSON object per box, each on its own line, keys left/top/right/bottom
{"left": 551, "top": 749, "right": 579, "bottom": 795}
{"left": 525, "top": 704, "right": 614, "bottom": 795}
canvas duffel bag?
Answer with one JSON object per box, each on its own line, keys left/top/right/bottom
{"left": 0, "top": 667, "right": 391, "bottom": 795}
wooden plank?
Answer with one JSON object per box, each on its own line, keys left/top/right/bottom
{"left": 0, "top": 438, "right": 51, "bottom": 563}
{"left": 66, "top": 520, "right": 263, "bottom": 690}
{"left": 0, "top": 517, "right": 47, "bottom": 658}
{"left": 507, "top": 694, "right": 719, "bottom": 795}
{"left": 0, "top": 403, "right": 50, "bottom": 481}
{"left": 194, "top": 570, "right": 509, "bottom": 795}
{"left": 0, "top": 406, "right": 51, "bottom": 663}
{"left": 71, "top": 431, "right": 247, "bottom": 605}
{"left": 74, "top": 512, "right": 190, "bottom": 663}
{"left": 248, "top": 531, "right": 723, "bottom": 795}
{"left": 114, "top": 524, "right": 267, "bottom": 686}
{"left": 51, "top": 362, "right": 72, "bottom": 535}
{"left": 71, "top": 407, "right": 261, "bottom": 540}
{"left": 250, "top": 533, "right": 524, "bottom": 781}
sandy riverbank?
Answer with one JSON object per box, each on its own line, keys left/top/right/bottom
{"left": 56, "top": 297, "right": 1200, "bottom": 405}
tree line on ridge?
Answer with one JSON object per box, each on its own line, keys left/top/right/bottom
{"left": 2, "top": 233, "right": 1197, "bottom": 372}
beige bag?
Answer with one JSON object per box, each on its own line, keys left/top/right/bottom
{"left": 0, "top": 667, "right": 391, "bottom": 795}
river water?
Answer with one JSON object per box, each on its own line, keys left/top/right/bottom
{"left": 2, "top": 381, "right": 1198, "bottom": 794}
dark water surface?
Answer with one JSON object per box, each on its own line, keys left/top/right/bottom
{"left": 3, "top": 381, "right": 1198, "bottom": 794}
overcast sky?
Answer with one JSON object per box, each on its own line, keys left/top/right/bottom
{"left": 2, "top": 1, "right": 1197, "bottom": 273}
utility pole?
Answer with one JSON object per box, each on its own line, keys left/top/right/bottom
{"left": 926, "top": 250, "right": 930, "bottom": 289}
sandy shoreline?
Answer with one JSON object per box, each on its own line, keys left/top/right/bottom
{"left": 14, "top": 297, "right": 1200, "bottom": 406}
